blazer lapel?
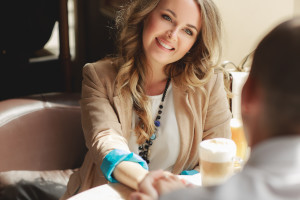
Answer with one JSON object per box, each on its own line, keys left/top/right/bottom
{"left": 172, "top": 83, "right": 195, "bottom": 174}
{"left": 113, "top": 95, "right": 133, "bottom": 140}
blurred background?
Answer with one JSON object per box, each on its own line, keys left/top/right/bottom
{"left": 0, "top": 0, "right": 299, "bottom": 100}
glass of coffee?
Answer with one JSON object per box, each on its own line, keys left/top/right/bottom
{"left": 199, "top": 138, "right": 236, "bottom": 186}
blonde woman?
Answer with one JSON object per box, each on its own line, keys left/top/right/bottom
{"left": 61, "top": 0, "right": 231, "bottom": 199}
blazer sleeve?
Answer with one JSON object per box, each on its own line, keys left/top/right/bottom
{"left": 202, "top": 73, "right": 232, "bottom": 140}
{"left": 80, "top": 63, "right": 130, "bottom": 168}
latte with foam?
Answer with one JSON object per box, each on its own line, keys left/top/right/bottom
{"left": 199, "top": 138, "right": 236, "bottom": 186}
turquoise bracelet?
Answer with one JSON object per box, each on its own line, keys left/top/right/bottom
{"left": 100, "top": 149, "right": 149, "bottom": 183}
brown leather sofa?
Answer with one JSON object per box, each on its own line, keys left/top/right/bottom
{"left": 0, "top": 92, "right": 87, "bottom": 199}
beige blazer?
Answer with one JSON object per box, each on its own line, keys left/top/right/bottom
{"left": 62, "top": 59, "right": 232, "bottom": 199}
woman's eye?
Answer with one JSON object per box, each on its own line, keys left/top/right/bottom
{"left": 162, "top": 14, "right": 172, "bottom": 22}
{"left": 184, "top": 29, "right": 193, "bottom": 36}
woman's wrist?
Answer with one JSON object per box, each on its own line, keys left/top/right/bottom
{"left": 137, "top": 171, "right": 150, "bottom": 190}
{"left": 113, "top": 161, "right": 149, "bottom": 190}
{"left": 101, "top": 149, "right": 148, "bottom": 183}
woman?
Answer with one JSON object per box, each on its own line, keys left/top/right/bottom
{"left": 61, "top": 0, "right": 231, "bottom": 198}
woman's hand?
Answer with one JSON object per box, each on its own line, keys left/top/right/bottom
{"left": 136, "top": 170, "right": 166, "bottom": 199}
{"left": 153, "top": 173, "right": 187, "bottom": 195}
{"left": 130, "top": 170, "right": 189, "bottom": 200}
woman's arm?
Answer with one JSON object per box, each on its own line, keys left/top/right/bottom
{"left": 80, "top": 62, "right": 130, "bottom": 165}
{"left": 80, "top": 61, "right": 162, "bottom": 192}
{"left": 113, "top": 161, "right": 149, "bottom": 190}
{"left": 80, "top": 62, "right": 151, "bottom": 188}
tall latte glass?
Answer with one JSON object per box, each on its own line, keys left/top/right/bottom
{"left": 199, "top": 138, "right": 236, "bottom": 186}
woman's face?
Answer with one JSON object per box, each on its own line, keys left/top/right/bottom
{"left": 142, "top": 0, "right": 202, "bottom": 68}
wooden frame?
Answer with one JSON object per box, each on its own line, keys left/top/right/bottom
{"left": 59, "top": 0, "right": 72, "bottom": 92}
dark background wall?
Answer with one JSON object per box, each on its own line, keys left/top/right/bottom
{"left": 72, "top": 0, "right": 117, "bottom": 92}
{"left": 0, "top": 0, "right": 117, "bottom": 100}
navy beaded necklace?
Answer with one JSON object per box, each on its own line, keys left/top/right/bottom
{"left": 139, "top": 77, "right": 171, "bottom": 164}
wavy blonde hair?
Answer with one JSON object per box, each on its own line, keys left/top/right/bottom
{"left": 114, "top": 0, "right": 222, "bottom": 144}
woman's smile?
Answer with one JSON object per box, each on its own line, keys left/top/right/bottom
{"left": 155, "top": 37, "right": 175, "bottom": 51}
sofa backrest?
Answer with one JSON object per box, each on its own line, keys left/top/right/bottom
{"left": 0, "top": 92, "right": 87, "bottom": 172}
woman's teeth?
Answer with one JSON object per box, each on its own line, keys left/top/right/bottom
{"left": 157, "top": 38, "right": 174, "bottom": 50}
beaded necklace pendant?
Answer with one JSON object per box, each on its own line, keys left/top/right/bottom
{"left": 138, "top": 78, "right": 171, "bottom": 164}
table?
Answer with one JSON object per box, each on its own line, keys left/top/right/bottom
{"left": 68, "top": 174, "right": 202, "bottom": 200}
{"left": 68, "top": 181, "right": 134, "bottom": 200}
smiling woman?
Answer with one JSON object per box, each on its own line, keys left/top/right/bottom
{"left": 61, "top": 0, "right": 232, "bottom": 199}
{"left": 142, "top": 0, "right": 201, "bottom": 69}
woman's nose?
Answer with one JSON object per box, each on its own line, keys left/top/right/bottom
{"left": 166, "top": 28, "right": 179, "bottom": 41}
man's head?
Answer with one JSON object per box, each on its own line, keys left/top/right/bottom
{"left": 241, "top": 17, "right": 300, "bottom": 147}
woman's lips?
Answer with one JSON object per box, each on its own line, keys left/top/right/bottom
{"left": 156, "top": 37, "right": 175, "bottom": 51}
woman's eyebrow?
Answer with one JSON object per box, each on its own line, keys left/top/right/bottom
{"left": 164, "top": 8, "right": 199, "bottom": 33}
{"left": 165, "top": 9, "right": 177, "bottom": 18}
{"left": 187, "top": 24, "right": 199, "bottom": 32}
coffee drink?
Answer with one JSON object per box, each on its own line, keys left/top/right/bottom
{"left": 230, "top": 118, "right": 248, "bottom": 161}
{"left": 199, "top": 138, "right": 236, "bottom": 186}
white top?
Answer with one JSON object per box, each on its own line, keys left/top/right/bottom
{"left": 128, "top": 84, "right": 180, "bottom": 172}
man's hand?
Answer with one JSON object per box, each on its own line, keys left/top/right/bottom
{"left": 130, "top": 192, "right": 154, "bottom": 200}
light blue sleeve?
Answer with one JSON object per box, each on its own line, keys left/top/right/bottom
{"left": 100, "top": 149, "right": 149, "bottom": 183}
{"left": 180, "top": 170, "right": 199, "bottom": 175}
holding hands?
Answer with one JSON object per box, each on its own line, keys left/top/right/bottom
{"left": 130, "top": 170, "right": 193, "bottom": 200}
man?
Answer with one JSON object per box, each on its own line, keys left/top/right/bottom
{"left": 130, "top": 17, "right": 300, "bottom": 200}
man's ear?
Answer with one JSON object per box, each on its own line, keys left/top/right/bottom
{"left": 241, "top": 76, "right": 262, "bottom": 115}
{"left": 241, "top": 75, "right": 264, "bottom": 147}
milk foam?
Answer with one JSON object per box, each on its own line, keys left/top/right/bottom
{"left": 200, "top": 138, "right": 236, "bottom": 163}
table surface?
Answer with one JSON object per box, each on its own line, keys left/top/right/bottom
{"left": 68, "top": 174, "right": 202, "bottom": 200}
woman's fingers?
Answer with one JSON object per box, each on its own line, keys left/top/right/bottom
{"left": 153, "top": 174, "right": 186, "bottom": 195}
{"left": 138, "top": 170, "right": 165, "bottom": 199}
{"left": 136, "top": 170, "right": 189, "bottom": 199}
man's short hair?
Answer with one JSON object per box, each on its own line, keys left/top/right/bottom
{"left": 250, "top": 17, "right": 300, "bottom": 136}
